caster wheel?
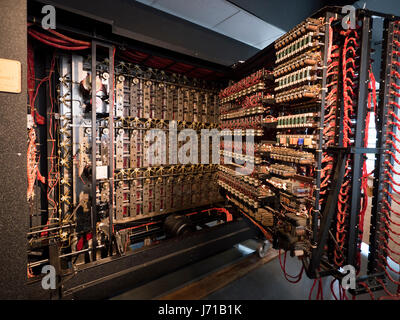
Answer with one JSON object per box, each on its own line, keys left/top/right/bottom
{"left": 257, "top": 240, "right": 271, "bottom": 258}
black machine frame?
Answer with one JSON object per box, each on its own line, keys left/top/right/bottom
{"left": 234, "top": 6, "right": 400, "bottom": 293}
{"left": 302, "top": 8, "right": 400, "bottom": 295}
{"left": 305, "top": 9, "right": 374, "bottom": 279}
{"left": 1, "top": 2, "right": 399, "bottom": 299}
{"left": 25, "top": 218, "right": 256, "bottom": 299}
{"left": 20, "top": 1, "right": 259, "bottom": 300}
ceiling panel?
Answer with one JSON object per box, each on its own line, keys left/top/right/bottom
{"left": 135, "top": 0, "right": 157, "bottom": 6}
{"left": 254, "top": 38, "right": 278, "bottom": 50}
{"left": 137, "top": 0, "right": 240, "bottom": 29}
{"left": 135, "top": 0, "right": 285, "bottom": 49}
{"left": 213, "top": 10, "right": 284, "bottom": 48}
{"left": 135, "top": 0, "right": 156, "bottom": 5}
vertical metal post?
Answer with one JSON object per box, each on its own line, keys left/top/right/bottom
{"left": 90, "top": 41, "right": 115, "bottom": 260}
{"left": 108, "top": 46, "right": 115, "bottom": 252}
{"left": 309, "top": 151, "right": 347, "bottom": 276}
{"left": 49, "top": 242, "right": 61, "bottom": 299}
{"left": 312, "top": 11, "right": 333, "bottom": 246}
{"left": 91, "top": 41, "right": 98, "bottom": 261}
{"left": 347, "top": 16, "right": 371, "bottom": 267}
{"left": 37, "top": 54, "right": 49, "bottom": 227}
{"left": 368, "top": 19, "right": 394, "bottom": 274}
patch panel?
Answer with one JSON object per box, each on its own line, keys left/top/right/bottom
{"left": 269, "top": 147, "right": 315, "bottom": 164}
{"left": 266, "top": 177, "right": 312, "bottom": 197}
{"left": 274, "top": 18, "right": 323, "bottom": 50}
{"left": 275, "top": 65, "right": 319, "bottom": 91}
{"left": 220, "top": 106, "right": 266, "bottom": 120}
{"left": 268, "top": 163, "right": 297, "bottom": 177}
{"left": 276, "top": 33, "right": 322, "bottom": 64}
{"left": 273, "top": 50, "right": 322, "bottom": 77}
{"left": 276, "top": 133, "right": 319, "bottom": 148}
{"left": 275, "top": 84, "right": 321, "bottom": 103}
{"left": 276, "top": 112, "right": 318, "bottom": 128}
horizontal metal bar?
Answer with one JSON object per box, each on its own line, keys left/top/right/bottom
{"left": 59, "top": 219, "right": 256, "bottom": 299}
{"left": 349, "top": 147, "right": 384, "bottom": 154}
{"left": 325, "top": 146, "right": 394, "bottom": 154}
{"left": 27, "top": 224, "right": 76, "bottom": 236}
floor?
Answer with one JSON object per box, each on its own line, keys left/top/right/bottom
{"left": 111, "top": 240, "right": 256, "bottom": 300}
{"left": 112, "top": 183, "right": 400, "bottom": 300}
{"left": 206, "top": 244, "right": 398, "bottom": 300}
{"left": 112, "top": 239, "right": 399, "bottom": 300}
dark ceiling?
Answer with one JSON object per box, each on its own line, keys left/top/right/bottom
{"left": 227, "top": 0, "right": 356, "bottom": 32}
{"left": 38, "top": 0, "right": 358, "bottom": 66}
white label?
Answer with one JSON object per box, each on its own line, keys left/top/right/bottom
{"left": 0, "top": 58, "right": 21, "bottom": 93}
{"left": 96, "top": 165, "right": 108, "bottom": 180}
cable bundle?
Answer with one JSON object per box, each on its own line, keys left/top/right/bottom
{"left": 340, "top": 28, "right": 360, "bottom": 148}
{"left": 332, "top": 28, "right": 360, "bottom": 267}
{"left": 278, "top": 250, "right": 304, "bottom": 284}
{"left": 27, "top": 128, "right": 45, "bottom": 201}
{"left": 374, "top": 21, "right": 400, "bottom": 298}
{"left": 27, "top": 42, "right": 52, "bottom": 201}
{"left": 330, "top": 277, "right": 352, "bottom": 300}
{"left": 320, "top": 17, "right": 339, "bottom": 204}
{"left": 308, "top": 271, "right": 324, "bottom": 300}
{"left": 355, "top": 67, "right": 377, "bottom": 270}
{"left": 28, "top": 25, "right": 91, "bottom": 50}
{"left": 26, "top": 25, "right": 91, "bottom": 203}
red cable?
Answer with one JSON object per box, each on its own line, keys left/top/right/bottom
{"left": 278, "top": 250, "right": 304, "bottom": 283}
{"left": 317, "top": 277, "right": 324, "bottom": 300}
{"left": 378, "top": 262, "right": 400, "bottom": 285}
{"left": 28, "top": 30, "right": 90, "bottom": 50}
{"left": 381, "top": 228, "right": 400, "bottom": 247}
{"left": 330, "top": 278, "right": 338, "bottom": 300}
{"left": 359, "top": 282, "right": 375, "bottom": 300}
{"left": 379, "top": 253, "right": 400, "bottom": 275}
{"left": 376, "top": 278, "right": 400, "bottom": 300}
{"left": 47, "top": 28, "right": 91, "bottom": 46}
{"left": 29, "top": 29, "right": 70, "bottom": 45}
{"left": 309, "top": 279, "right": 318, "bottom": 300}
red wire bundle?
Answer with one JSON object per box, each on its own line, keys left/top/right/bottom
{"left": 329, "top": 277, "right": 352, "bottom": 300}
{"left": 28, "top": 26, "right": 91, "bottom": 50}
{"left": 355, "top": 24, "right": 400, "bottom": 299}
{"left": 44, "top": 54, "right": 58, "bottom": 233}
{"left": 27, "top": 42, "right": 50, "bottom": 201}
{"left": 370, "top": 29, "right": 400, "bottom": 299}
{"left": 320, "top": 17, "right": 338, "bottom": 204}
{"left": 309, "top": 274, "right": 324, "bottom": 300}
{"left": 27, "top": 26, "right": 91, "bottom": 235}
{"left": 340, "top": 28, "right": 359, "bottom": 148}
{"left": 332, "top": 28, "right": 360, "bottom": 268}
{"left": 278, "top": 250, "right": 304, "bottom": 284}
{"left": 334, "top": 158, "right": 351, "bottom": 266}
{"left": 354, "top": 67, "right": 377, "bottom": 270}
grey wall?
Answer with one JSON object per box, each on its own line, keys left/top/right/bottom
{"left": 0, "top": 0, "right": 28, "bottom": 299}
